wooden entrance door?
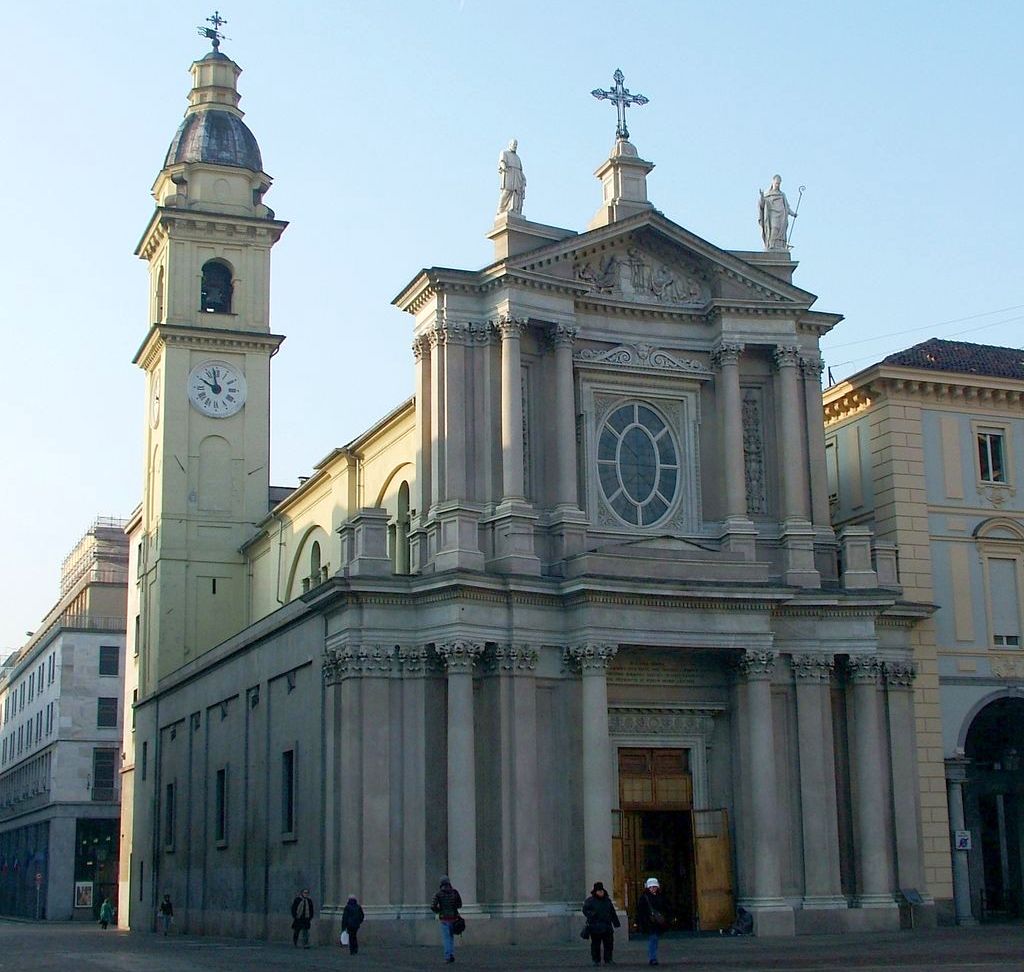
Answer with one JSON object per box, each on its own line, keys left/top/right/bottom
{"left": 692, "top": 808, "right": 734, "bottom": 931}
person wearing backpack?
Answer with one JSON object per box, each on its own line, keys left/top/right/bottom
{"left": 636, "top": 877, "right": 669, "bottom": 966}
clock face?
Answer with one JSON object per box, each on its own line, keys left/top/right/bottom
{"left": 187, "top": 360, "right": 247, "bottom": 418}
{"left": 150, "top": 373, "right": 161, "bottom": 428}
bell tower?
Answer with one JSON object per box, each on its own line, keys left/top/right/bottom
{"left": 133, "top": 33, "right": 286, "bottom": 694}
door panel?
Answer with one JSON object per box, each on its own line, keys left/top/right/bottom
{"left": 692, "top": 808, "right": 734, "bottom": 931}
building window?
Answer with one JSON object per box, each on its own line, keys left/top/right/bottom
{"left": 92, "top": 749, "right": 117, "bottom": 801}
{"left": 988, "top": 557, "right": 1022, "bottom": 647}
{"left": 281, "top": 749, "right": 296, "bottom": 837}
{"left": 97, "top": 697, "right": 118, "bottom": 728}
{"left": 141, "top": 740, "right": 148, "bottom": 781}
{"left": 99, "top": 645, "right": 119, "bottom": 676}
{"left": 48, "top": 652, "right": 55, "bottom": 684}
{"left": 978, "top": 429, "right": 1007, "bottom": 484}
{"left": 164, "top": 782, "right": 176, "bottom": 850}
{"left": 35, "top": 711, "right": 41, "bottom": 739}
{"left": 200, "top": 260, "right": 233, "bottom": 314}
{"left": 28, "top": 673, "right": 34, "bottom": 701}
{"left": 597, "top": 402, "right": 680, "bottom": 527}
{"left": 215, "top": 767, "right": 228, "bottom": 845}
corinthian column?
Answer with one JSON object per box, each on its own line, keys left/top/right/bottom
{"left": 791, "top": 654, "right": 845, "bottom": 909}
{"left": 569, "top": 643, "right": 618, "bottom": 890}
{"left": 735, "top": 650, "right": 786, "bottom": 910}
{"left": 773, "top": 345, "right": 809, "bottom": 523}
{"left": 436, "top": 640, "right": 484, "bottom": 906}
{"left": 800, "top": 354, "right": 831, "bottom": 529}
{"left": 498, "top": 316, "right": 527, "bottom": 502}
{"left": 712, "top": 341, "right": 756, "bottom": 559}
{"left": 775, "top": 345, "right": 819, "bottom": 586}
{"left": 410, "top": 335, "right": 432, "bottom": 571}
{"left": 551, "top": 324, "right": 579, "bottom": 509}
{"left": 847, "top": 655, "right": 897, "bottom": 913}
{"left": 945, "top": 757, "right": 977, "bottom": 925}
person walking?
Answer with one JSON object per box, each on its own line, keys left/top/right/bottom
{"left": 340, "top": 895, "right": 364, "bottom": 955}
{"left": 582, "top": 881, "right": 620, "bottom": 966}
{"left": 158, "top": 894, "right": 174, "bottom": 935}
{"left": 98, "top": 897, "right": 114, "bottom": 929}
{"left": 430, "top": 875, "right": 463, "bottom": 964}
{"left": 291, "top": 888, "right": 315, "bottom": 948}
{"left": 637, "top": 876, "right": 669, "bottom": 966}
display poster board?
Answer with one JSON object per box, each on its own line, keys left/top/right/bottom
{"left": 74, "top": 881, "right": 94, "bottom": 909}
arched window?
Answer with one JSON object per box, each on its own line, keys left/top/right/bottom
{"left": 200, "top": 260, "right": 233, "bottom": 314}
{"left": 155, "top": 265, "right": 165, "bottom": 322}
{"left": 310, "top": 541, "right": 322, "bottom": 581}
{"left": 396, "top": 481, "right": 411, "bottom": 574}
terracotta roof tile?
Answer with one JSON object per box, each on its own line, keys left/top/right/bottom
{"left": 881, "top": 338, "right": 1024, "bottom": 381}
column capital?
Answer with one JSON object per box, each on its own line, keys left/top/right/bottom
{"left": 568, "top": 642, "right": 618, "bottom": 673}
{"left": 430, "top": 320, "right": 474, "bottom": 347}
{"left": 398, "top": 643, "right": 444, "bottom": 677}
{"left": 846, "top": 654, "right": 882, "bottom": 684}
{"left": 773, "top": 344, "right": 802, "bottom": 369}
{"left": 791, "top": 653, "right": 834, "bottom": 682}
{"left": 484, "top": 642, "right": 539, "bottom": 674}
{"left": 323, "top": 644, "right": 396, "bottom": 683}
{"left": 799, "top": 354, "right": 824, "bottom": 379}
{"left": 495, "top": 314, "right": 529, "bottom": 340}
{"left": 711, "top": 341, "right": 744, "bottom": 369}
{"left": 734, "top": 648, "right": 777, "bottom": 680}
{"left": 547, "top": 322, "right": 579, "bottom": 350}
{"left": 412, "top": 333, "right": 431, "bottom": 360}
{"left": 435, "top": 640, "right": 485, "bottom": 674}
{"left": 882, "top": 660, "right": 917, "bottom": 687}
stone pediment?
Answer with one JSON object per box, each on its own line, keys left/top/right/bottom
{"left": 504, "top": 211, "right": 814, "bottom": 311}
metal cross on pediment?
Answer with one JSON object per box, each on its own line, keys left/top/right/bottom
{"left": 591, "top": 69, "right": 649, "bottom": 141}
{"left": 197, "top": 10, "right": 228, "bottom": 51}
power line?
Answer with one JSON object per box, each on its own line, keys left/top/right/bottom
{"left": 825, "top": 303, "right": 1024, "bottom": 351}
{"left": 827, "top": 313, "right": 1024, "bottom": 372}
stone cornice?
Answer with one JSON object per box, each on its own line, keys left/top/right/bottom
{"left": 824, "top": 369, "right": 1024, "bottom": 425}
{"left": 136, "top": 206, "right": 288, "bottom": 260}
{"left": 133, "top": 323, "right": 284, "bottom": 369}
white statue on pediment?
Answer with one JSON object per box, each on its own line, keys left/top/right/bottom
{"left": 758, "top": 174, "right": 797, "bottom": 250}
{"left": 497, "top": 139, "right": 526, "bottom": 215}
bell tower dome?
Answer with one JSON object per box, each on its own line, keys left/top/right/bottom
{"left": 133, "top": 31, "right": 287, "bottom": 694}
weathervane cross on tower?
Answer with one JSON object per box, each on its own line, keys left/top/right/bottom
{"left": 591, "top": 69, "right": 649, "bottom": 141}
{"left": 198, "top": 10, "right": 228, "bottom": 51}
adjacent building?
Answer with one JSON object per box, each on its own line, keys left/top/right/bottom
{"left": 0, "top": 518, "right": 128, "bottom": 920}
{"left": 121, "top": 37, "right": 951, "bottom": 943}
{"left": 824, "top": 337, "right": 1024, "bottom": 924}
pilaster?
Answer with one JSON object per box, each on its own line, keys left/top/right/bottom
{"left": 712, "top": 341, "right": 756, "bottom": 559}
{"left": 568, "top": 643, "right": 618, "bottom": 891}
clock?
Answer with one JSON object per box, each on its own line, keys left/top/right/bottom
{"left": 150, "top": 372, "right": 161, "bottom": 428}
{"left": 187, "top": 360, "right": 247, "bottom": 418}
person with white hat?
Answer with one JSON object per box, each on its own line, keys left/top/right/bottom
{"left": 636, "top": 876, "right": 668, "bottom": 966}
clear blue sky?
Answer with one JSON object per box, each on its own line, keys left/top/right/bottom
{"left": 1, "top": 1, "right": 1021, "bottom": 651}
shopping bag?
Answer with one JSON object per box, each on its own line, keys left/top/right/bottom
{"left": 340, "top": 930, "right": 350, "bottom": 946}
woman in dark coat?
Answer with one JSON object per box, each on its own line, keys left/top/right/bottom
{"left": 290, "top": 888, "right": 315, "bottom": 948}
{"left": 340, "top": 895, "right": 364, "bottom": 954}
{"left": 582, "top": 881, "right": 620, "bottom": 966}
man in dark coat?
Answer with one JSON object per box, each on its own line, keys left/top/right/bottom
{"left": 430, "top": 876, "right": 463, "bottom": 963}
{"left": 340, "top": 895, "right": 364, "bottom": 954}
{"left": 637, "top": 876, "right": 669, "bottom": 965}
{"left": 582, "top": 881, "right": 620, "bottom": 966}
{"left": 290, "top": 888, "right": 315, "bottom": 948}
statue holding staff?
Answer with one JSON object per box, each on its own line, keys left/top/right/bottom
{"left": 497, "top": 139, "right": 526, "bottom": 216}
{"left": 758, "top": 174, "right": 798, "bottom": 250}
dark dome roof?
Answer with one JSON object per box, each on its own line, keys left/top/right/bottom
{"left": 164, "top": 109, "right": 263, "bottom": 171}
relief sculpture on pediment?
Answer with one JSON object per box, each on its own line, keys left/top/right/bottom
{"left": 574, "top": 246, "right": 704, "bottom": 306}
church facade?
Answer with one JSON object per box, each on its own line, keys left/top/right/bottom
{"left": 122, "top": 42, "right": 945, "bottom": 941}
